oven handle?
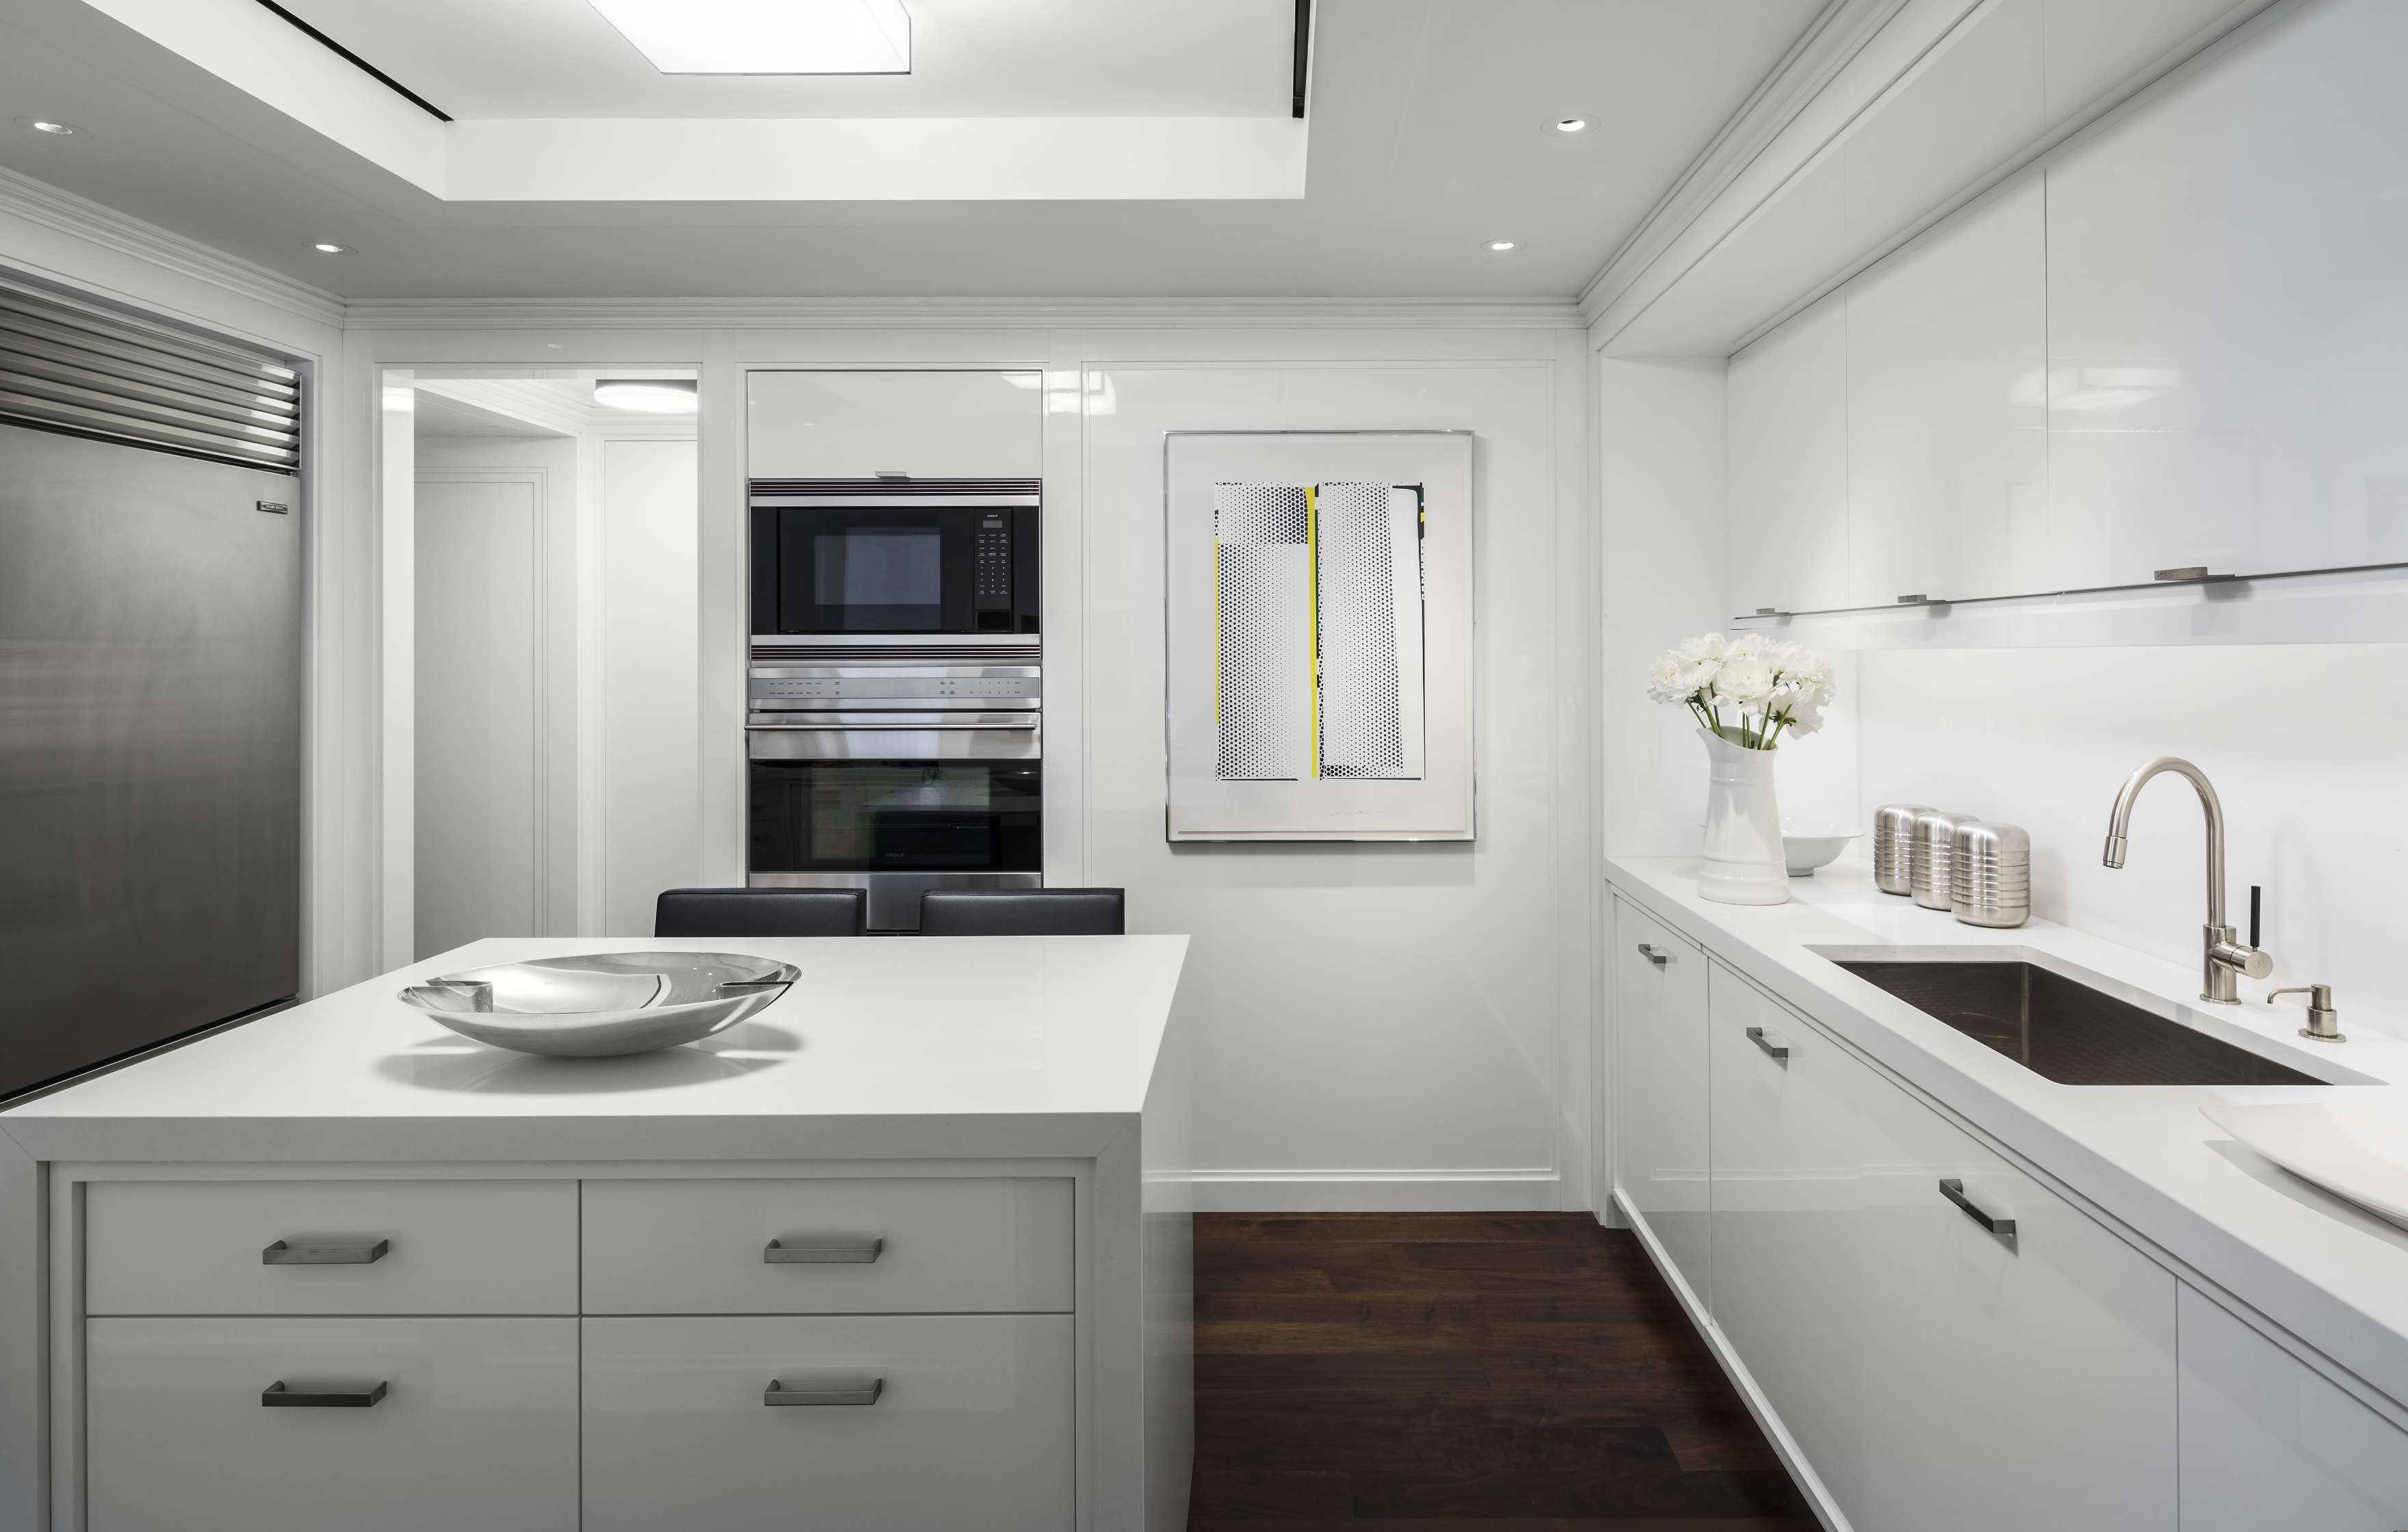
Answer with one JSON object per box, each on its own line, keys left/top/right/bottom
{"left": 746, "top": 717, "right": 1038, "bottom": 731}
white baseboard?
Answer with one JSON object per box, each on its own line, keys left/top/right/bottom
{"left": 1190, "top": 1170, "right": 1562, "bottom": 1213}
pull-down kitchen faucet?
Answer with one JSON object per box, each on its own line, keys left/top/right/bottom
{"left": 2102, "top": 756, "right": 2273, "bottom": 1003}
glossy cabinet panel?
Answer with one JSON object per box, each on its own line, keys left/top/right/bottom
{"left": 1846, "top": 1025, "right": 2175, "bottom": 1532}
{"left": 2177, "top": 1284, "right": 2408, "bottom": 1531}
{"left": 583, "top": 1314, "right": 1075, "bottom": 1532}
{"left": 86, "top": 1317, "right": 577, "bottom": 1532}
{"left": 1705, "top": 964, "right": 1868, "bottom": 1511}
{"left": 1844, "top": 0, "right": 2044, "bottom": 255}
{"left": 1612, "top": 899, "right": 1710, "bottom": 1304}
{"left": 581, "top": 1176, "right": 1074, "bottom": 1315}
{"left": 2046, "top": 0, "right": 2408, "bottom": 582}
{"left": 1699, "top": 958, "right": 2174, "bottom": 1531}
{"left": 747, "top": 370, "right": 1044, "bottom": 479}
{"left": 1727, "top": 293, "right": 1849, "bottom": 614}
{"left": 1846, "top": 174, "right": 2051, "bottom": 604}
{"left": 85, "top": 1179, "right": 577, "bottom": 1316}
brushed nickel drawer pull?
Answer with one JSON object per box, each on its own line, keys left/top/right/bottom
{"left": 262, "top": 1379, "right": 388, "bottom": 1408}
{"left": 1745, "top": 1026, "right": 1789, "bottom": 1062}
{"left": 764, "top": 1376, "right": 883, "bottom": 1406}
{"left": 1635, "top": 942, "right": 1672, "bottom": 966}
{"left": 1939, "top": 1178, "right": 2018, "bottom": 1252}
{"left": 764, "top": 1237, "right": 884, "bottom": 1265}
{"left": 263, "top": 1239, "right": 390, "bottom": 1265}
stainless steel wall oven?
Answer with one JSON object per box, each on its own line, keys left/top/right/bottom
{"left": 746, "top": 477, "right": 1043, "bottom": 931}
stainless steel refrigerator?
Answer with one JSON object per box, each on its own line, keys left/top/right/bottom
{"left": 0, "top": 291, "right": 302, "bottom": 1102}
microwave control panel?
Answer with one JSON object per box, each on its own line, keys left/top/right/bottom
{"left": 973, "top": 514, "right": 1013, "bottom": 611}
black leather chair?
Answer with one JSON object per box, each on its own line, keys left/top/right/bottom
{"left": 653, "top": 887, "right": 867, "bottom": 938}
{"left": 917, "top": 888, "right": 1125, "bottom": 937}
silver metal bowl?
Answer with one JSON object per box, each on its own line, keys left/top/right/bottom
{"left": 397, "top": 951, "right": 800, "bottom": 1058}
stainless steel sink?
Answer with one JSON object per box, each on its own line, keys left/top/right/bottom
{"left": 1824, "top": 955, "right": 2335, "bottom": 1087}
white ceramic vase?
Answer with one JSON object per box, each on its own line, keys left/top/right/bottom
{"left": 1697, "top": 728, "right": 1789, "bottom": 906}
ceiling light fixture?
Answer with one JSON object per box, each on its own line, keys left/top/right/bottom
{"left": 1487, "top": 240, "right": 1517, "bottom": 253}
{"left": 29, "top": 120, "right": 77, "bottom": 135}
{"left": 586, "top": 0, "right": 911, "bottom": 75}
{"left": 313, "top": 242, "right": 351, "bottom": 254}
{"left": 1552, "top": 118, "right": 1589, "bottom": 134}
{"left": 594, "top": 379, "right": 700, "bottom": 414}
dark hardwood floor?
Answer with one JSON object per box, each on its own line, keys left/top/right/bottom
{"left": 1190, "top": 1213, "right": 1818, "bottom": 1531}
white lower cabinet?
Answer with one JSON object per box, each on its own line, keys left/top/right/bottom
{"left": 1703, "top": 959, "right": 2175, "bottom": 1532}
{"left": 582, "top": 1314, "right": 1076, "bottom": 1532}
{"left": 1614, "top": 897, "right": 1711, "bottom": 1305}
{"left": 2177, "top": 1285, "right": 2408, "bottom": 1531}
{"left": 86, "top": 1317, "right": 578, "bottom": 1532}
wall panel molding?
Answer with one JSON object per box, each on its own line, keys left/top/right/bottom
{"left": 343, "top": 297, "right": 1586, "bottom": 332}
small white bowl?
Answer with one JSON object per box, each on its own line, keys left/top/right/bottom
{"left": 1781, "top": 823, "right": 1863, "bottom": 877}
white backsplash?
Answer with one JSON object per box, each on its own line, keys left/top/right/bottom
{"left": 1856, "top": 644, "right": 2408, "bottom": 1040}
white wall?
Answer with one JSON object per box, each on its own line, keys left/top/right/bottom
{"left": 1858, "top": 645, "right": 2408, "bottom": 1040}
{"left": 597, "top": 437, "right": 702, "bottom": 936}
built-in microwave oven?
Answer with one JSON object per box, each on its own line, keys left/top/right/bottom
{"left": 750, "top": 478, "right": 1039, "bottom": 636}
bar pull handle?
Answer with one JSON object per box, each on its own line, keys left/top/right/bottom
{"left": 765, "top": 1237, "right": 884, "bottom": 1265}
{"left": 1939, "top": 1178, "right": 2018, "bottom": 1251}
{"left": 764, "top": 1376, "right": 883, "bottom": 1406}
{"left": 1635, "top": 942, "right": 1671, "bottom": 966}
{"left": 263, "top": 1239, "right": 390, "bottom": 1266}
{"left": 262, "top": 1380, "right": 389, "bottom": 1408}
{"left": 1745, "top": 1026, "right": 1788, "bottom": 1062}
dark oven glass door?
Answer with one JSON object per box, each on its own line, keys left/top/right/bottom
{"left": 749, "top": 758, "right": 1042, "bottom": 875}
{"left": 756, "top": 504, "right": 1036, "bottom": 635}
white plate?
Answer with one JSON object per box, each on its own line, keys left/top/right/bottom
{"left": 2201, "top": 1100, "right": 2408, "bottom": 1231}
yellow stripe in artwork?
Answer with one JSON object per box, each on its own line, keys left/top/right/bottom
{"left": 1212, "top": 540, "right": 1222, "bottom": 726}
{"left": 1305, "top": 484, "right": 1321, "bottom": 778}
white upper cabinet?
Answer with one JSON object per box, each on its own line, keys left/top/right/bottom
{"left": 1844, "top": 0, "right": 2044, "bottom": 254}
{"left": 748, "top": 371, "right": 1044, "bottom": 480}
{"left": 1846, "top": 174, "right": 2050, "bottom": 605}
{"left": 2045, "top": 0, "right": 2408, "bottom": 581}
{"left": 1727, "top": 293, "right": 1849, "bottom": 615}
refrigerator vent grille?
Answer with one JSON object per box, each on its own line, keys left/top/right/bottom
{"left": 0, "top": 285, "right": 302, "bottom": 473}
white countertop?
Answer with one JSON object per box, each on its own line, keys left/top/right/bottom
{"left": 1605, "top": 855, "right": 2408, "bottom": 1412}
{"left": 0, "top": 935, "right": 1190, "bottom": 1165}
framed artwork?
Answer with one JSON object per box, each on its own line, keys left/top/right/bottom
{"left": 1164, "top": 430, "right": 1474, "bottom": 841}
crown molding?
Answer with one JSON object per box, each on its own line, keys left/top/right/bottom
{"left": 340, "top": 295, "right": 1587, "bottom": 331}
{"left": 0, "top": 164, "right": 344, "bottom": 333}
{"left": 1574, "top": 0, "right": 1913, "bottom": 328}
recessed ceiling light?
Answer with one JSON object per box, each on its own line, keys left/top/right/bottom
{"left": 1487, "top": 240, "right": 1518, "bottom": 253}
{"left": 594, "top": 379, "right": 700, "bottom": 414}
{"left": 313, "top": 242, "right": 352, "bottom": 254}
{"left": 1552, "top": 118, "right": 1589, "bottom": 134}
{"left": 586, "top": 0, "right": 911, "bottom": 75}
{"left": 30, "top": 120, "right": 77, "bottom": 135}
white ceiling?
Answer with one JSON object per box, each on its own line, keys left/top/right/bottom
{"left": 276, "top": 0, "right": 1295, "bottom": 119}
{"left": 0, "top": 0, "right": 1825, "bottom": 301}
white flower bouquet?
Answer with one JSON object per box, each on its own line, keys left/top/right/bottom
{"left": 1647, "top": 632, "right": 1834, "bottom": 750}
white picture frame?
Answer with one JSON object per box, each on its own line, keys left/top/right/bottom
{"left": 1164, "top": 430, "right": 1474, "bottom": 841}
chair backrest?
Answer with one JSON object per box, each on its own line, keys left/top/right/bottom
{"left": 653, "top": 887, "right": 867, "bottom": 938}
{"left": 917, "top": 888, "right": 1125, "bottom": 937}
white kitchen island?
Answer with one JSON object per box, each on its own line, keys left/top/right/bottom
{"left": 0, "top": 934, "right": 1196, "bottom": 1532}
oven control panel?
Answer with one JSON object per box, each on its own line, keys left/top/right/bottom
{"left": 973, "top": 514, "right": 1013, "bottom": 612}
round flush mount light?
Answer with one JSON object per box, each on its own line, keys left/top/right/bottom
{"left": 15, "top": 117, "right": 83, "bottom": 137}
{"left": 1487, "top": 239, "right": 1518, "bottom": 253}
{"left": 594, "top": 379, "right": 699, "bottom": 414}
{"left": 1551, "top": 117, "right": 1590, "bottom": 134}
{"left": 312, "top": 242, "right": 351, "bottom": 254}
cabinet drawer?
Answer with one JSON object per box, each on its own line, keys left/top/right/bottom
{"left": 85, "top": 1180, "right": 576, "bottom": 1316}
{"left": 581, "top": 1177, "right": 1073, "bottom": 1315}
{"left": 583, "top": 1314, "right": 1074, "bottom": 1532}
{"left": 87, "top": 1317, "right": 577, "bottom": 1532}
